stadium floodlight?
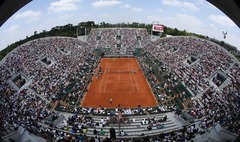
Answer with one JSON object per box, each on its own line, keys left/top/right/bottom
{"left": 222, "top": 31, "right": 227, "bottom": 39}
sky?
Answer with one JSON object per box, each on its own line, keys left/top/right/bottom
{"left": 0, "top": 0, "right": 240, "bottom": 51}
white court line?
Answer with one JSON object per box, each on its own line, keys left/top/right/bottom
{"left": 130, "top": 63, "right": 140, "bottom": 92}
{"left": 118, "top": 67, "right": 120, "bottom": 82}
{"left": 99, "top": 63, "right": 109, "bottom": 93}
{"left": 127, "top": 63, "right": 135, "bottom": 92}
{"left": 99, "top": 63, "right": 108, "bottom": 93}
{"left": 104, "top": 63, "right": 111, "bottom": 92}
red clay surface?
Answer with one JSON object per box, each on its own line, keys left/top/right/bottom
{"left": 80, "top": 58, "right": 158, "bottom": 108}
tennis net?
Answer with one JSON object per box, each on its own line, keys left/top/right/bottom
{"left": 106, "top": 70, "right": 136, "bottom": 74}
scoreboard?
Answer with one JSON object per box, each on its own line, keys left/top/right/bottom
{"left": 152, "top": 24, "right": 164, "bottom": 32}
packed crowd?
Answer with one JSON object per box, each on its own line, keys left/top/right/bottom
{"left": 87, "top": 28, "right": 148, "bottom": 55}
{"left": 28, "top": 110, "right": 197, "bottom": 142}
{"left": 57, "top": 114, "right": 95, "bottom": 133}
{"left": 144, "top": 37, "right": 235, "bottom": 96}
{"left": 145, "top": 36, "right": 240, "bottom": 135}
{"left": 3, "top": 37, "right": 99, "bottom": 102}
{"left": 0, "top": 37, "right": 100, "bottom": 136}
{"left": 0, "top": 66, "right": 51, "bottom": 134}
{"left": 120, "top": 29, "right": 139, "bottom": 48}
{"left": 187, "top": 69, "right": 240, "bottom": 135}
{"left": 31, "top": 123, "right": 198, "bottom": 142}
{"left": 56, "top": 102, "right": 174, "bottom": 118}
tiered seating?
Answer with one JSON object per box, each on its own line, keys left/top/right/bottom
{"left": 0, "top": 28, "right": 240, "bottom": 141}
{"left": 88, "top": 28, "right": 148, "bottom": 54}
{"left": 144, "top": 36, "right": 240, "bottom": 136}
{"left": 86, "top": 112, "right": 181, "bottom": 138}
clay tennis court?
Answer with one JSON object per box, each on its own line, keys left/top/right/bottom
{"left": 80, "top": 58, "right": 158, "bottom": 108}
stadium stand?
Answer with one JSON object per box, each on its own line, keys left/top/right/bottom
{"left": 0, "top": 28, "right": 240, "bottom": 141}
